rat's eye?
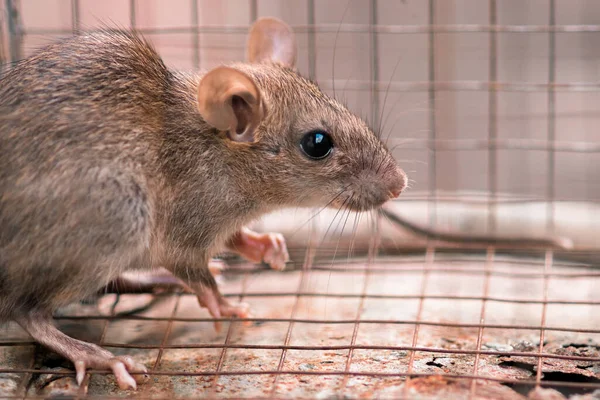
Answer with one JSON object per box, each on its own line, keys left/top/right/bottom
{"left": 300, "top": 131, "right": 333, "bottom": 160}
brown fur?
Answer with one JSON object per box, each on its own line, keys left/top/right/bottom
{"left": 0, "top": 28, "right": 405, "bottom": 320}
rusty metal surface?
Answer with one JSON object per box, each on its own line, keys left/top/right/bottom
{"left": 1, "top": 253, "right": 600, "bottom": 399}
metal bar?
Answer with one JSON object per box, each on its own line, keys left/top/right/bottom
{"left": 208, "top": 273, "right": 251, "bottom": 396}
{"left": 291, "top": 79, "right": 600, "bottom": 93}
{"left": 269, "top": 234, "right": 316, "bottom": 397}
{"left": 249, "top": 0, "right": 257, "bottom": 23}
{"left": 129, "top": 0, "right": 136, "bottom": 29}
{"left": 5, "top": 0, "right": 22, "bottom": 63}
{"left": 75, "top": 295, "right": 120, "bottom": 397}
{"left": 38, "top": 293, "right": 600, "bottom": 306}
{"left": 6, "top": 317, "right": 600, "bottom": 337}
{"left": 403, "top": 247, "right": 434, "bottom": 397}
{"left": 143, "top": 293, "right": 183, "bottom": 395}
{"left": 546, "top": 0, "right": 556, "bottom": 232}
{"left": 71, "top": 0, "right": 80, "bottom": 33}
{"left": 7, "top": 367, "right": 600, "bottom": 383}
{"left": 2, "top": 346, "right": 600, "bottom": 365}
{"left": 339, "top": 212, "right": 379, "bottom": 394}
{"left": 469, "top": 248, "right": 494, "bottom": 399}
{"left": 20, "top": 23, "right": 600, "bottom": 36}
{"left": 307, "top": 0, "right": 316, "bottom": 80}
{"left": 488, "top": 0, "right": 498, "bottom": 233}
{"left": 384, "top": 137, "right": 600, "bottom": 153}
{"left": 370, "top": 0, "right": 379, "bottom": 125}
{"left": 191, "top": 0, "right": 200, "bottom": 69}
{"left": 427, "top": 0, "right": 437, "bottom": 229}
{"left": 31, "top": 265, "right": 600, "bottom": 280}
{"left": 535, "top": 250, "right": 552, "bottom": 388}
{"left": 16, "top": 341, "right": 36, "bottom": 400}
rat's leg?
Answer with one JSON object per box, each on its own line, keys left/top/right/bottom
{"left": 16, "top": 311, "right": 148, "bottom": 390}
{"left": 169, "top": 263, "right": 251, "bottom": 331}
{"left": 226, "top": 227, "right": 289, "bottom": 270}
{"left": 100, "top": 269, "right": 184, "bottom": 294}
{"left": 103, "top": 224, "right": 289, "bottom": 296}
{"left": 97, "top": 261, "right": 225, "bottom": 295}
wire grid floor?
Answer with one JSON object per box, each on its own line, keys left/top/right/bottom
{"left": 1, "top": 245, "right": 600, "bottom": 399}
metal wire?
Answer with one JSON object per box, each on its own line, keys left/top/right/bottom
{"left": 19, "top": 23, "right": 600, "bottom": 35}
{"left": 2, "top": 0, "right": 600, "bottom": 398}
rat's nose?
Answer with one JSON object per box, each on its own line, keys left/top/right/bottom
{"left": 387, "top": 166, "right": 407, "bottom": 199}
{"left": 390, "top": 188, "right": 402, "bottom": 199}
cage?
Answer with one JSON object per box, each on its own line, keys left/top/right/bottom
{"left": 1, "top": 0, "right": 600, "bottom": 399}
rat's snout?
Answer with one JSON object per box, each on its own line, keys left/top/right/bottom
{"left": 340, "top": 157, "right": 407, "bottom": 212}
{"left": 386, "top": 165, "right": 407, "bottom": 200}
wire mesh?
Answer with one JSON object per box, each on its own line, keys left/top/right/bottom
{"left": 1, "top": 0, "right": 600, "bottom": 399}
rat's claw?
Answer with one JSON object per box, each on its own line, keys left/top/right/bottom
{"left": 111, "top": 360, "right": 137, "bottom": 390}
{"left": 115, "top": 356, "right": 148, "bottom": 385}
{"left": 17, "top": 315, "right": 148, "bottom": 391}
{"left": 72, "top": 355, "right": 147, "bottom": 390}
{"left": 75, "top": 360, "right": 86, "bottom": 386}
{"left": 109, "top": 356, "right": 148, "bottom": 390}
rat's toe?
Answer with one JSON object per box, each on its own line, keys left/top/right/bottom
{"left": 75, "top": 361, "right": 86, "bottom": 386}
{"left": 264, "top": 233, "right": 289, "bottom": 271}
{"left": 110, "top": 360, "right": 137, "bottom": 390}
{"left": 114, "top": 356, "right": 148, "bottom": 385}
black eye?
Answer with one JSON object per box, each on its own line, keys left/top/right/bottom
{"left": 300, "top": 131, "right": 333, "bottom": 160}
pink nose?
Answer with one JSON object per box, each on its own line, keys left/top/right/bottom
{"left": 390, "top": 188, "right": 403, "bottom": 199}
{"left": 388, "top": 166, "right": 407, "bottom": 199}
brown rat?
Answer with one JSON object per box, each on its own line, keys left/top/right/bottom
{"left": 0, "top": 17, "right": 406, "bottom": 389}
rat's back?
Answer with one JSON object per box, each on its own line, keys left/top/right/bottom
{"left": 0, "top": 31, "right": 168, "bottom": 319}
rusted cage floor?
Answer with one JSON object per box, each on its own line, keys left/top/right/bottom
{"left": 2, "top": 253, "right": 600, "bottom": 399}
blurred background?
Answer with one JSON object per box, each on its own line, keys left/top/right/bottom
{"left": 3, "top": 0, "right": 599, "bottom": 247}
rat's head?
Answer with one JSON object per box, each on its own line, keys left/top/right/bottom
{"left": 196, "top": 17, "right": 406, "bottom": 212}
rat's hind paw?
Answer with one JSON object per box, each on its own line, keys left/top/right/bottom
{"left": 227, "top": 227, "right": 289, "bottom": 270}
{"left": 17, "top": 314, "right": 149, "bottom": 391}
{"left": 74, "top": 354, "right": 148, "bottom": 390}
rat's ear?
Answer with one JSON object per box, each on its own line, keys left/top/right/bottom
{"left": 197, "top": 66, "right": 264, "bottom": 143}
{"left": 247, "top": 17, "right": 297, "bottom": 69}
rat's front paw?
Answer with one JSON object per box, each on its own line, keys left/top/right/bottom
{"left": 227, "top": 227, "right": 289, "bottom": 270}
{"left": 260, "top": 232, "right": 289, "bottom": 271}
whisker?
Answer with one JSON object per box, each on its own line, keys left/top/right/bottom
{"left": 377, "top": 46, "right": 406, "bottom": 138}
{"left": 327, "top": 197, "right": 352, "bottom": 268}
{"left": 332, "top": 0, "right": 352, "bottom": 100}
{"left": 380, "top": 99, "right": 430, "bottom": 141}
{"left": 378, "top": 206, "right": 403, "bottom": 249}
{"left": 347, "top": 211, "right": 361, "bottom": 262}
{"left": 334, "top": 200, "right": 353, "bottom": 262}
{"left": 320, "top": 194, "right": 351, "bottom": 246}
{"left": 287, "top": 186, "right": 350, "bottom": 239}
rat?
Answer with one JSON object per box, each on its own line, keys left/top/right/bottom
{"left": 0, "top": 17, "right": 406, "bottom": 390}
